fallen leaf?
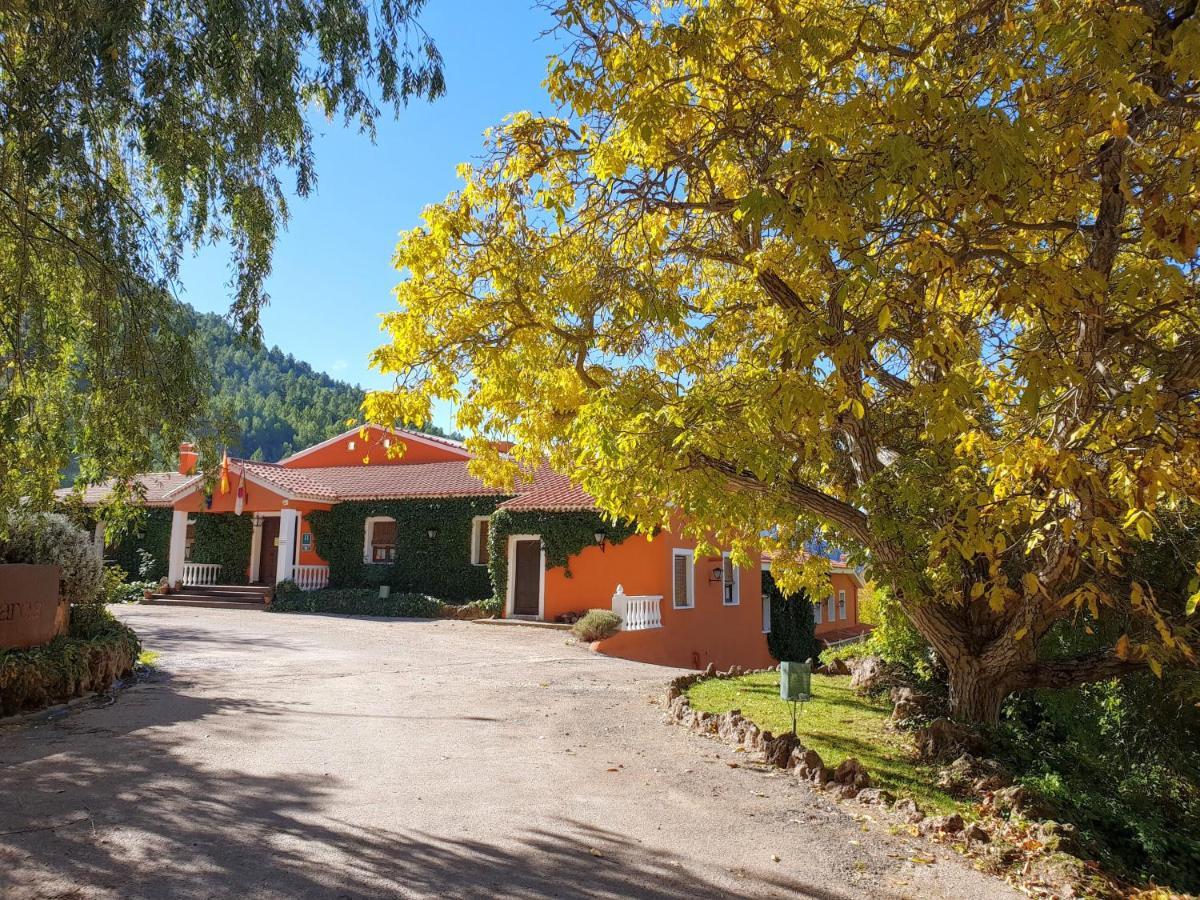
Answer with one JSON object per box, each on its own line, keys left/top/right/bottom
{"left": 589, "top": 848, "right": 604, "bottom": 858}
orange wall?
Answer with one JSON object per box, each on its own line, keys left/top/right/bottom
{"left": 813, "top": 572, "right": 860, "bottom": 634}
{"left": 282, "top": 426, "right": 468, "bottom": 468}
{"left": 530, "top": 530, "right": 774, "bottom": 671}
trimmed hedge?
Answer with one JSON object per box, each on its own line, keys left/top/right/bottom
{"left": 0, "top": 605, "right": 141, "bottom": 717}
{"left": 487, "top": 509, "right": 638, "bottom": 602}
{"left": 107, "top": 507, "right": 173, "bottom": 581}
{"left": 191, "top": 512, "right": 253, "bottom": 584}
{"left": 269, "top": 587, "right": 445, "bottom": 618}
{"left": 306, "top": 498, "right": 502, "bottom": 600}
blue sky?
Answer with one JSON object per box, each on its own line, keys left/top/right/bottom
{"left": 177, "top": 3, "right": 562, "bottom": 433}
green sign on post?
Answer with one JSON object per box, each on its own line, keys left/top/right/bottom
{"left": 779, "top": 660, "right": 811, "bottom": 736}
{"left": 780, "top": 660, "right": 811, "bottom": 701}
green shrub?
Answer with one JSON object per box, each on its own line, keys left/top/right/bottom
{"left": 98, "top": 564, "right": 155, "bottom": 604}
{"left": 996, "top": 669, "right": 1200, "bottom": 892}
{"left": 572, "top": 609, "right": 621, "bottom": 642}
{"left": 0, "top": 512, "right": 104, "bottom": 605}
{"left": 0, "top": 605, "right": 141, "bottom": 716}
{"left": 763, "top": 571, "right": 820, "bottom": 663}
{"left": 269, "top": 588, "right": 445, "bottom": 618}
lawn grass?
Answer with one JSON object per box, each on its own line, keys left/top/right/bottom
{"left": 686, "top": 672, "right": 964, "bottom": 814}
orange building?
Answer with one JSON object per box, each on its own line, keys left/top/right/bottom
{"left": 64, "top": 426, "right": 867, "bottom": 671}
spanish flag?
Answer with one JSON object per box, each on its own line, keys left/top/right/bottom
{"left": 219, "top": 450, "right": 231, "bottom": 495}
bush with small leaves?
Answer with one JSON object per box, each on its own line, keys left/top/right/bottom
{"left": 1, "top": 512, "right": 103, "bottom": 605}
{"left": 572, "top": 609, "right": 622, "bottom": 643}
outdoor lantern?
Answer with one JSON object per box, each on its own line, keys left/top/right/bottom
{"left": 427, "top": 527, "right": 438, "bottom": 540}
{"left": 710, "top": 565, "right": 723, "bottom": 583}
{"left": 594, "top": 530, "right": 606, "bottom": 551}
{"left": 779, "top": 660, "right": 812, "bottom": 702}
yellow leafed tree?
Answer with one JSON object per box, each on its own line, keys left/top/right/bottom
{"left": 369, "top": 0, "right": 1200, "bottom": 723}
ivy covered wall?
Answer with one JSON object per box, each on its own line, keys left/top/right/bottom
{"left": 486, "top": 509, "right": 638, "bottom": 603}
{"left": 307, "top": 498, "right": 504, "bottom": 601}
{"left": 107, "top": 508, "right": 173, "bottom": 581}
{"left": 191, "top": 513, "right": 253, "bottom": 585}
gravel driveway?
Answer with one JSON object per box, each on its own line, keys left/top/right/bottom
{"left": 0, "top": 607, "right": 1015, "bottom": 899}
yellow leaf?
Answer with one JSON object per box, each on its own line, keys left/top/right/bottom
{"left": 878, "top": 305, "right": 892, "bottom": 331}
{"left": 1148, "top": 657, "right": 1163, "bottom": 678}
{"left": 1021, "top": 572, "right": 1039, "bottom": 595}
{"left": 1115, "top": 634, "right": 1130, "bottom": 659}
{"left": 1111, "top": 117, "right": 1128, "bottom": 138}
{"left": 1014, "top": 626, "right": 1028, "bottom": 641}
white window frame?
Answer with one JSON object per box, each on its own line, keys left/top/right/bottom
{"left": 838, "top": 589, "right": 847, "bottom": 620}
{"left": 671, "top": 549, "right": 695, "bottom": 609}
{"left": 721, "top": 551, "right": 740, "bottom": 605}
{"left": 827, "top": 594, "right": 836, "bottom": 623}
{"left": 761, "top": 594, "right": 772, "bottom": 633}
{"left": 470, "top": 515, "right": 490, "bottom": 566}
{"left": 814, "top": 599, "right": 823, "bottom": 625}
{"left": 363, "top": 516, "right": 398, "bottom": 565}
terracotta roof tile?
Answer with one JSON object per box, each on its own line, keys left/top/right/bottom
{"left": 55, "top": 472, "right": 196, "bottom": 507}
{"left": 497, "top": 469, "right": 596, "bottom": 512}
{"left": 253, "top": 460, "right": 511, "bottom": 501}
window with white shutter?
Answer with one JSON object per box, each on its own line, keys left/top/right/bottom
{"left": 721, "top": 552, "right": 739, "bottom": 605}
{"left": 672, "top": 550, "right": 694, "bottom": 608}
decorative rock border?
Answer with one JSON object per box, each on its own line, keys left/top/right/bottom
{"left": 667, "top": 668, "right": 1136, "bottom": 899}
{"left": 665, "top": 664, "right": 909, "bottom": 811}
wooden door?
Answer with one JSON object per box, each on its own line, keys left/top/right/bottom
{"left": 258, "top": 517, "right": 280, "bottom": 584}
{"left": 512, "top": 539, "right": 541, "bottom": 616}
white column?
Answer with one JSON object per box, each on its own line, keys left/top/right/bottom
{"left": 249, "top": 517, "right": 263, "bottom": 582}
{"left": 276, "top": 508, "right": 299, "bottom": 584}
{"left": 167, "top": 509, "right": 188, "bottom": 585}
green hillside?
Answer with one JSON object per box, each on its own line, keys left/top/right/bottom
{"left": 192, "top": 309, "right": 454, "bottom": 462}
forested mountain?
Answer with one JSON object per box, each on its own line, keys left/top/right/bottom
{"left": 191, "top": 309, "right": 454, "bottom": 462}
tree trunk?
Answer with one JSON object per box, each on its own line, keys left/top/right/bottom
{"left": 946, "top": 660, "right": 1013, "bottom": 726}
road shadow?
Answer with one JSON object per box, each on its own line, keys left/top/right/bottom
{"left": 0, "top": 675, "right": 852, "bottom": 899}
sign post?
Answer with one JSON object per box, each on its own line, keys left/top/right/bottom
{"left": 779, "top": 660, "right": 812, "bottom": 736}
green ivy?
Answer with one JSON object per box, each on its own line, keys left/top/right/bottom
{"left": 306, "top": 498, "right": 505, "bottom": 601}
{"left": 191, "top": 513, "right": 253, "bottom": 584}
{"left": 486, "top": 509, "right": 638, "bottom": 603}
{"left": 106, "top": 507, "right": 173, "bottom": 581}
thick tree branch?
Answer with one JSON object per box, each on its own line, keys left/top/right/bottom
{"left": 1018, "top": 650, "right": 1147, "bottom": 690}
{"left": 690, "top": 452, "right": 873, "bottom": 547}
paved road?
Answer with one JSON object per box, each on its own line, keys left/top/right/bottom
{"left": 0, "top": 607, "right": 1015, "bottom": 899}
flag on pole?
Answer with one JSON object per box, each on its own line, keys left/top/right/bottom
{"left": 219, "top": 451, "right": 230, "bottom": 495}
{"left": 234, "top": 465, "right": 246, "bottom": 516}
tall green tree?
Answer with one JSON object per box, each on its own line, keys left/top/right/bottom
{"left": 1, "top": 0, "right": 442, "bottom": 523}
{"left": 369, "top": 0, "right": 1200, "bottom": 724}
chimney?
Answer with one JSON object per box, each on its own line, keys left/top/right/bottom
{"left": 178, "top": 442, "right": 198, "bottom": 475}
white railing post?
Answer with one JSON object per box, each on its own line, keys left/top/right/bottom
{"left": 293, "top": 564, "right": 329, "bottom": 591}
{"left": 610, "top": 587, "right": 662, "bottom": 631}
{"left": 182, "top": 563, "right": 221, "bottom": 586}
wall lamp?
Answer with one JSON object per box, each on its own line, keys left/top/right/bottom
{"left": 594, "top": 530, "right": 606, "bottom": 552}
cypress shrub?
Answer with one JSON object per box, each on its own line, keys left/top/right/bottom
{"left": 764, "top": 570, "right": 820, "bottom": 664}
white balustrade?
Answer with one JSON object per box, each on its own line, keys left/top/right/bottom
{"left": 293, "top": 564, "right": 330, "bottom": 591}
{"left": 182, "top": 562, "right": 222, "bottom": 586}
{"left": 611, "top": 585, "right": 663, "bottom": 631}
